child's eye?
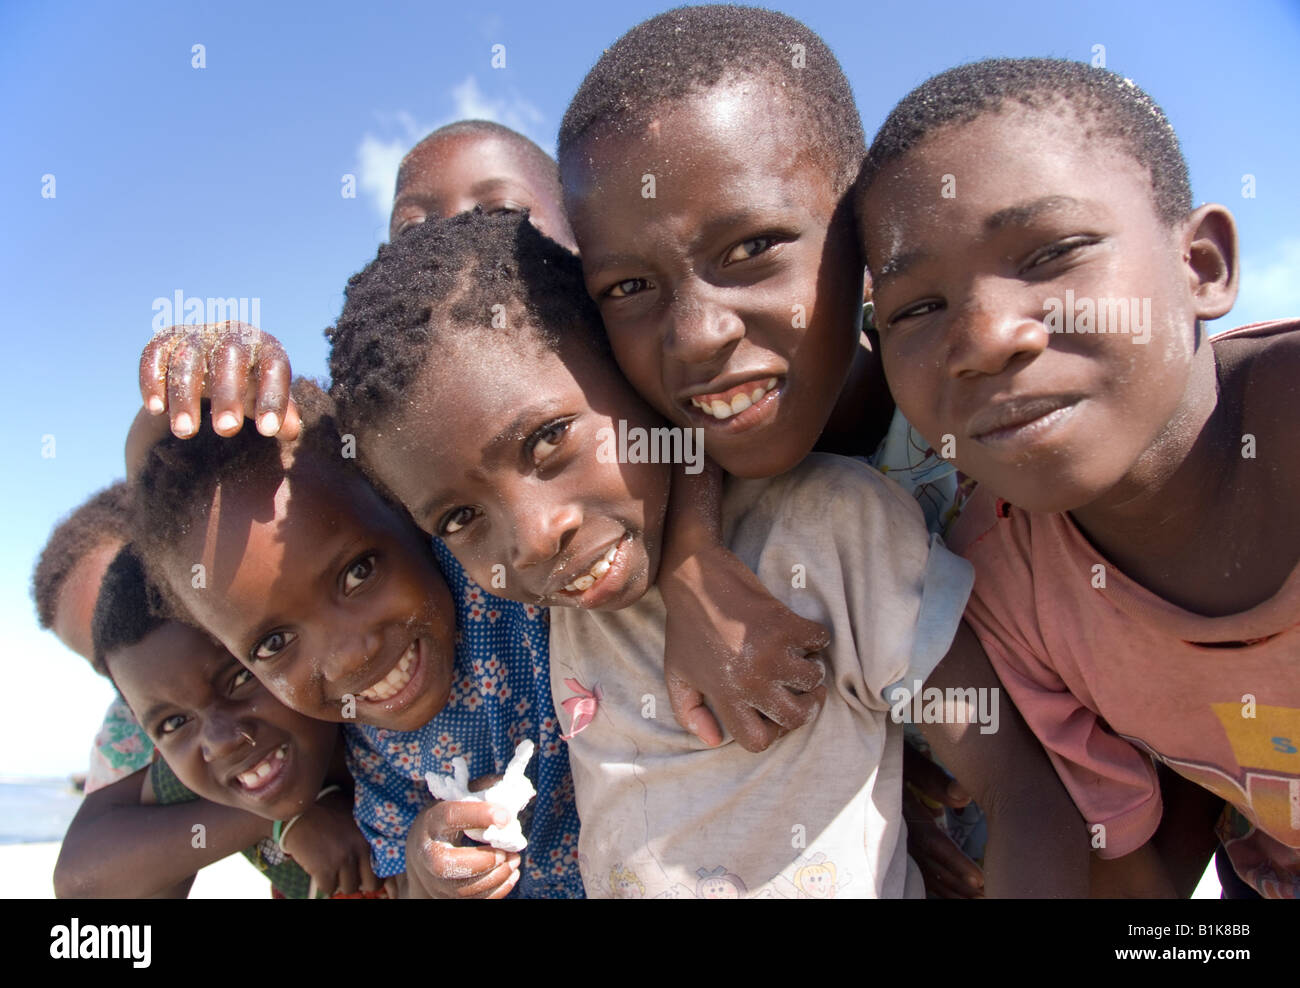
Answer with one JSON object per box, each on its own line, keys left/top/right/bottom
{"left": 393, "top": 214, "right": 426, "bottom": 236}
{"left": 231, "top": 667, "right": 255, "bottom": 692}
{"left": 528, "top": 419, "right": 570, "bottom": 465}
{"left": 887, "top": 299, "right": 945, "bottom": 326}
{"left": 605, "top": 278, "right": 649, "bottom": 299}
{"left": 723, "top": 236, "right": 779, "bottom": 264}
{"left": 252, "top": 630, "right": 296, "bottom": 661}
{"left": 343, "top": 555, "right": 376, "bottom": 594}
{"left": 440, "top": 506, "right": 480, "bottom": 536}
{"left": 1023, "top": 236, "right": 1099, "bottom": 272}
{"left": 159, "top": 714, "right": 188, "bottom": 735}
{"left": 485, "top": 201, "right": 524, "bottom": 216}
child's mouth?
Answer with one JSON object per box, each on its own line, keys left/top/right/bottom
{"left": 968, "top": 395, "right": 1082, "bottom": 452}
{"left": 233, "top": 743, "right": 290, "bottom": 794}
{"left": 556, "top": 534, "right": 631, "bottom": 608}
{"left": 683, "top": 376, "right": 782, "bottom": 434}
{"left": 688, "top": 377, "right": 779, "bottom": 420}
{"left": 357, "top": 639, "right": 422, "bottom": 707}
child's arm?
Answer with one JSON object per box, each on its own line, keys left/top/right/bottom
{"left": 1090, "top": 845, "right": 1178, "bottom": 898}
{"left": 658, "top": 460, "right": 831, "bottom": 751}
{"left": 917, "top": 622, "right": 1091, "bottom": 898}
{"left": 902, "top": 744, "right": 985, "bottom": 898}
{"left": 53, "top": 767, "right": 272, "bottom": 898}
{"left": 403, "top": 796, "right": 520, "bottom": 899}
{"left": 277, "top": 787, "right": 386, "bottom": 896}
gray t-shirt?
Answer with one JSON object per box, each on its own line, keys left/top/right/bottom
{"left": 550, "top": 453, "right": 974, "bottom": 898}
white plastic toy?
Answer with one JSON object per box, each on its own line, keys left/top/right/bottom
{"left": 425, "top": 739, "right": 536, "bottom": 852}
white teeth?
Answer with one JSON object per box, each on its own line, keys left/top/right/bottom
{"left": 564, "top": 538, "right": 624, "bottom": 593}
{"left": 237, "top": 745, "right": 287, "bottom": 791}
{"left": 359, "top": 642, "right": 418, "bottom": 702}
{"left": 692, "top": 378, "right": 778, "bottom": 418}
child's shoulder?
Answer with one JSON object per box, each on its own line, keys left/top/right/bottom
{"left": 727, "top": 451, "right": 926, "bottom": 536}
{"left": 723, "top": 452, "right": 943, "bottom": 590}
{"left": 1213, "top": 317, "right": 1300, "bottom": 399}
{"left": 1214, "top": 318, "right": 1300, "bottom": 474}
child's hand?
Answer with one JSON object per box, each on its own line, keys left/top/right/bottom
{"left": 659, "top": 540, "right": 830, "bottom": 752}
{"left": 404, "top": 795, "right": 522, "bottom": 899}
{"left": 280, "top": 789, "right": 383, "bottom": 896}
{"left": 902, "top": 743, "right": 984, "bottom": 898}
{"left": 138, "top": 322, "right": 301, "bottom": 440}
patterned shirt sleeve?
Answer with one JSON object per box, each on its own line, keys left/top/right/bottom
{"left": 85, "top": 696, "right": 156, "bottom": 794}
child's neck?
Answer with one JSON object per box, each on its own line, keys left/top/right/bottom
{"left": 324, "top": 730, "right": 351, "bottom": 789}
{"left": 1069, "top": 345, "right": 1294, "bottom": 617}
{"left": 817, "top": 332, "right": 895, "bottom": 458}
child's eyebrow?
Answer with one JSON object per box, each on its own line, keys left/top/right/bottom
{"left": 484, "top": 399, "right": 565, "bottom": 454}
{"left": 875, "top": 247, "right": 930, "bottom": 283}
{"left": 984, "top": 195, "right": 1087, "bottom": 231}
{"left": 874, "top": 195, "right": 1093, "bottom": 284}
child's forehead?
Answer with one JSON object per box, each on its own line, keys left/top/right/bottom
{"left": 401, "top": 132, "right": 538, "bottom": 185}
{"left": 112, "top": 622, "right": 227, "bottom": 694}
{"left": 864, "top": 106, "right": 1156, "bottom": 231}
{"left": 574, "top": 79, "right": 822, "bottom": 179}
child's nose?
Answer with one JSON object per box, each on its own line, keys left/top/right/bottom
{"left": 662, "top": 286, "right": 745, "bottom": 367}
{"left": 320, "top": 623, "right": 385, "bottom": 684}
{"left": 511, "top": 498, "right": 582, "bottom": 572}
{"left": 201, "top": 711, "right": 250, "bottom": 763}
{"left": 947, "top": 284, "right": 1048, "bottom": 378}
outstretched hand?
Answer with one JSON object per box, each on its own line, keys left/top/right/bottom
{"left": 138, "top": 322, "right": 301, "bottom": 440}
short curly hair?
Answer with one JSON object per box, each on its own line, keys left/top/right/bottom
{"left": 131, "top": 377, "right": 351, "bottom": 612}
{"left": 327, "top": 209, "right": 605, "bottom": 434}
{"left": 91, "top": 545, "right": 173, "bottom": 678}
{"left": 558, "top": 4, "right": 865, "bottom": 196}
{"left": 32, "top": 481, "right": 132, "bottom": 630}
{"left": 857, "top": 57, "right": 1192, "bottom": 225}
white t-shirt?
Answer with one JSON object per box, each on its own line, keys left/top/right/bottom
{"left": 550, "top": 453, "right": 974, "bottom": 899}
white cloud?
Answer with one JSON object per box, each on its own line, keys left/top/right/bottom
{"left": 1231, "top": 236, "right": 1300, "bottom": 328}
{"left": 354, "top": 77, "right": 549, "bottom": 224}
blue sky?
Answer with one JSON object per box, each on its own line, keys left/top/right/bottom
{"left": 3, "top": 0, "right": 1298, "bottom": 778}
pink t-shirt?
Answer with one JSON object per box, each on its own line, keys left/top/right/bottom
{"left": 949, "top": 324, "right": 1300, "bottom": 898}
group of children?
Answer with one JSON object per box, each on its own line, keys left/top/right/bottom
{"left": 34, "top": 4, "right": 1297, "bottom": 899}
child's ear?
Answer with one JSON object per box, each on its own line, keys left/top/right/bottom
{"left": 1181, "top": 204, "right": 1238, "bottom": 321}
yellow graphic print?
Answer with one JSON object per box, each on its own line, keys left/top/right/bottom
{"left": 1149, "top": 704, "right": 1300, "bottom": 842}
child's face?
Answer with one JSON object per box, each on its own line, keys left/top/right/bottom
{"left": 108, "top": 622, "right": 338, "bottom": 821}
{"left": 363, "top": 330, "right": 672, "bottom": 612}
{"left": 562, "top": 82, "right": 865, "bottom": 479}
{"left": 859, "top": 108, "right": 1215, "bottom": 513}
{"left": 168, "top": 452, "right": 457, "bottom": 731}
{"left": 53, "top": 538, "right": 122, "bottom": 661}
{"left": 391, "top": 132, "right": 576, "bottom": 249}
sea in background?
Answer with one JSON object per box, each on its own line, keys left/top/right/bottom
{"left": 0, "top": 777, "right": 82, "bottom": 845}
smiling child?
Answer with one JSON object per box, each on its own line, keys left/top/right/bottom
{"left": 856, "top": 57, "right": 1300, "bottom": 897}
{"left": 554, "top": 3, "right": 985, "bottom": 886}
{"left": 325, "top": 209, "right": 1089, "bottom": 897}
{"left": 129, "top": 377, "right": 581, "bottom": 897}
